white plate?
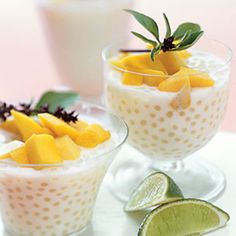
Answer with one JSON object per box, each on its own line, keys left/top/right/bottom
{"left": 0, "top": 132, "right": 235, "bottom": 235}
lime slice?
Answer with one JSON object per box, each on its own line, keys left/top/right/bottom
{"left": 138, "top": 199, "right": 230, "bottom": 236}
{"left": 125, "top": 172, "right": 184, "bottom": 212}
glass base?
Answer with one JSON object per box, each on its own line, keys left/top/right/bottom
{"left": 107, "top": 156, "right": 226, "bottom": 203}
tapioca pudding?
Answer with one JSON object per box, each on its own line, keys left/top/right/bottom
{"left": 105, "top": 50, "right": 230, "bottom": 160}
{"left": 0, "top": 104, "right": 127, "bottom": 235}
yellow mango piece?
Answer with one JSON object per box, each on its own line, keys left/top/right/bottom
{"left": 71, "top": 120, "right": 88, "bottom": 131}
{"left": 11, "top": 110, "right": 44, "bottom": 141}
{"left": 38, "top": 113, "right": 80, "bottom": 140}
{"left": 142, "top": 70, "right": 166, "bottom": 86}
{"left": 177, "top": 50, "right": 192, "bottom": 60}
{"left": 157, "top": 51, "right": 187, "bottom": 75}
{"left": 180, "top": 67, "right": 214, "bottom": 87}
{"left": 76, "top": 129, "right": 100, "bottom": 148}
{"left": 10, "top": 146, "right": 29, "bottom": 164}
{"left": 171, "top": 82, "right": 191, "bottom": 110}
{"left": 55, "top": 135, "right": 80, "bottom": 160}
{"left": 0, "top": 141, "right": 24, "bottom": 160}
{"left": 121, "top": 53, "right": 168, "bottom": 74}
{"left": 122, "top": 72, "right": 143, "bottom": 86}
{"left": 0, "top": 119, "right": 21, "bottom": 136}
{"left": 25, "top": 134, "right": 62, "bottom": 165}
{"left": 158, "top": 72, "right": 190, "bottom": 92}
{"left": 86, "top": 124, "right": 111, "bottom": 143}
{"left": 110, "top": 60, "right": 126, "bottom": 70}
{"left": 0, "top": 152, "right": 11, "bottom": 160}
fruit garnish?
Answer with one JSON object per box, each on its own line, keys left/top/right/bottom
{"left": 0, "top": 91, "right": 79, "bottom": 123}
{"left": 125, "top": 172, "right": 184, "bottom": 212}
{"left": 138, "top": 199, "right": 229, "bottom": 236}
{"left": 124, "top": 9, "right": 204, "bottom": 61}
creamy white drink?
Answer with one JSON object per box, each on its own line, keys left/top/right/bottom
{"left": 37, "top": 0, "right": 133, "bottom": 102}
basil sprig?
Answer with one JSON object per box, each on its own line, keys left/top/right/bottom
{"left": 125, "top": 9, "right": 204, "bottom": 61}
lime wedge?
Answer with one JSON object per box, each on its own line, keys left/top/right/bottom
{"left": 138, "top": 199, "right": 230, "bottom": 236}
{"left": 125, "top": 172, "right": 184, "bottom": 212}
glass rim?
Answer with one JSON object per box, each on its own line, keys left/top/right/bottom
{"left": 0, "top": 102, "right": 129, "bottom": 168}
{"left": 102, "top": 37, "right": 233, "bottom": 78}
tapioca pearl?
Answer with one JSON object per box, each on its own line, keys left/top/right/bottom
{"left": 143, "top": 129, "right": 149, "bottom": 135}
{"left": 211, "top": 100, "right": 217, "bottom": 106}
{"left": 159, "top": 128, "right": 166, "bottom": 133}
{"left": 181, "top": 128, "right": 187, "bottom": 133}
{"left": 159, "top": 117, "right": 165, "bottom": 122}
{"left": 151, "top": 122, "right": 157, "bottom": 128}
{"left": 174, "top": 137, "right": 181, "bottom": 142}
{"left": 179, "top": 111, "right": 185, "bottom": 117}
{"left": 19, "top": 203, "right": 25, "bottom": 208}
{"left": 190, "top": 108, "right": 195, "bottom": 112}
{"left": 194, "top": 114, "right": 201, "bottom": 119}
{"left": 140, "top": 120, "right": 147, "bottom": 126}
{"left": 191, "top": 121, "right": 197, "bottom": 127}
{"left": 34, "top": 212, "right": 40, "bottom": 217}
{"left": 166, "top": 111, "right": 174, "bottom": 118}
{"left": 26, "top": 195, "right": 34, "bottom": 201}
{"left": 8, "top": 194, "right": 13, "bottom": 200}
{"left": 161, "top": 140, "right": 168, "bottom": 144}
{"left": 172, "top": 125, "right": 179, "bottom": 130}
{"left": 204, "top": 106, "right": 209, "bottom": 111}
{"left": 150, "top": 112, "right": 156, "bottom": 118}
{"left": 183, "top": 139, "right": 189, "bottom": 144}
{"left": 197, "top": 100, "right": 202, "bottom": 106}
{"left": 185, "top": 117, "right": 191, "bottom": 122}
{"left": 168, "top": 132, "right": 175, "bottom": 138}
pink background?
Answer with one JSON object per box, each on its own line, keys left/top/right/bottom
{"left": 0, "top": 0, "right": 235, "bottom": 131}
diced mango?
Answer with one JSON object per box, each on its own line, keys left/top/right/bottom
{"left": 122, "top": 72, "right": 143, "bottom": 86}
{"left": 110, "top": 60, "right": 126, "bottom": 70}
{"left": 0, "top": 119, "right": 21, "bottom": 136}
{"left": 177, "top": 50, "right": 192, "bottom": 60}
{"left": 76, "top": 129, "right": 100, "bottom": 148}
{"left": 121, "top": 53, "right": 168, "bottom": 74}
{"left": 55, "top": 135, "right": 80, "bottom": 160}
{"left": 38, "top": 113, "right": 80, "bottom": 140}
{"left": 157, "top": 51, "right": 187, "bottom": 75}
{"left": 11, "top": 110, "right": 45, "bottom": 141}
{"left": 0, "top": 141, "right": 24, "bottom": 160}
{"left": 158, "top": 72, "right": 190, "bottom": 92}
{"left": 10, "top": 146, "right": 29, "bottom": 164}
{"left": 25, "top": 134, "right": 62, "bottom": 165}
{"left": 180, "top": 67, "right": 215, "bottom": 87}
{"left": 142, "top": 70, "right": 166, "bottom": 86}
{"left": 42, "top": 128, "right": 54, "bottom": 136}
{"left": 171, "top": 82, "right": 191, "bottom": 110}
{"left": 71, "top": 120, "right": 88, "bottom": 131}
{"left": 86, "top": 124, "right": 111, "bottom": 143}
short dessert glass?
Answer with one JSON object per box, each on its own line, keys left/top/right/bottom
{"left": 0, "top": 102, "right": 128, "bottom": 236}
{"left": 102, "top": 38, "right": 232, "bottom": 202}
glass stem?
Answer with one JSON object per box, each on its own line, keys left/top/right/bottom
{"left": 150, "top": 159, "right": 185, "bottom": 173}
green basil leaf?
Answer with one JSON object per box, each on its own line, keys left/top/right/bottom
{"left": 151, "top": 45, "right": 161, "bottom": 61}
{"left": 125, "top": 9, "right": 159, "bottom": 40}
{"left": 163, "top": 13, "right": 171, "bottom": 38}
{"left": 173, "top": 22, "right": 201, "bottom": 39}
{"left": 176, "top": 31, "right": 204, "bottom": 50}
{"left": 35, "top": 91, "right": 80, "bottom": 112}
{"left": 131, "top": 31, "right": 157, "bottom": 47}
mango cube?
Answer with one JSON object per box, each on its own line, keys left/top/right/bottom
{"left": 121, "top": 53, "right": 168, "bottom": 74}
{"left": 76, "top": 129, "right": 100, "bottom": 148}
{"left": 171, "top": 82, "right": 191, "bottom": 110}
{"left": 158, "top": 72, "right": 190, "bottom": 92}
{"left": 177, "top": 50, "right": 192, "bottom": 60}
{"left": 71, "top": 120, "right": 88, "bottom": 131}
{"left": 25, "top": 134, "right": 62, "bottom": 165}
{"left": 180, "top": 67, "right": 215, "bottom": 87}
{"left": 38, "top": 113, "right": 80, "bottom": 140}
{"left": 10, "top": 146, "right": 29, "bottom": 164}
{"left": 55, "top": 135, "right": 80, "bottom": 160}
{"left": 86, "top": 124, "right": 111, "bottom": 143}
{"left": 142, "top": 70, "right": 166, "bottom": 86}
{"left": 11, "top": 110, "right": 45, "bottom": 141}
{"left": 122, "top": 72, "right": 143, "bottom": 86}
{"left": 157, "top": 51, "right": 187, "bottom": 75}
{"left": 0, "top": 119, "right": 21, "bottom": 136}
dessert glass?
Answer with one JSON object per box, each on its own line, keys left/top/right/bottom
{"left": 102, "top": 38, "right": 232, "bottom": 202}
{"left": 36, "top": 0, "right": 133, "bottom": 103}
{"left": 0, "top": 102, "right": 128, "bottom": 235}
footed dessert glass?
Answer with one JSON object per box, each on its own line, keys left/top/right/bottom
{"left": 102, "top": 38, "right": 232, "bottom": 202}
{"left": 0, "top": 102, "right": 128, "bottom": 236}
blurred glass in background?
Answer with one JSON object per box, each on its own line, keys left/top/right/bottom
{"left": 37, "top": 0, "right": 133, "bottom": 103}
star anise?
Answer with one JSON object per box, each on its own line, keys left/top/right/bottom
{"left": 0, "top": 101, "right": 79, "bottom": 123}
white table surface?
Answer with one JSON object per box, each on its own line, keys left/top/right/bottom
{"left": 0, "top": 132, "right": 235, "bottom": 236}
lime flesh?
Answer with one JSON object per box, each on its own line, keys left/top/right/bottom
{"left": 125, "top": 172, "right": 184, "bottom": 212}
{"left": 138, "top": 199, "right": 230, "bottom": 236}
